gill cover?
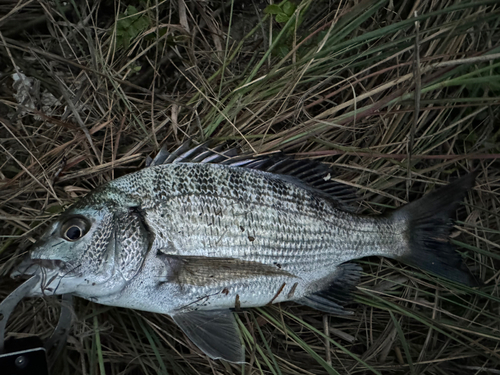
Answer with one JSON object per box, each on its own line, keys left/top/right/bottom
{"left": 114, "top": 209, "right": 152, "bottom": 281}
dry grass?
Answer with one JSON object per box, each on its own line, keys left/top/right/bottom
{"left": 0, "top": 0, "right": 499, "bottom": 374}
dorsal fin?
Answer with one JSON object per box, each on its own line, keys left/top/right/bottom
{"left": 146, "top": 141, "right": 358, "bottom": 208}
{"left": 147, "top": 142, "right": 239, "bottom": 167}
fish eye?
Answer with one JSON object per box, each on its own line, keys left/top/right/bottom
{"left": 61, "top": 217, "right": 90, "bottom": 242}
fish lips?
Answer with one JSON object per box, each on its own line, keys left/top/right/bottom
{"left": 11, "top": 256, "right": 69, "bottom": 279}
{"left": 11, "top": 257, "right": 79, "bottom": 296}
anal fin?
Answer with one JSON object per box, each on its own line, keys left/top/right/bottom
{"left": 172, "top": 309, "right": 245, "bottom": 363}
{"left": 297, "top": 262, "right": 361, "bottom": 315}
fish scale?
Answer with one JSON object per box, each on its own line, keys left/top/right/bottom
{"left": 114, "top": 163, "right": 402, "bottom": 270}
{"left": 11, "top": 144, "right": 479, "bottom": 363}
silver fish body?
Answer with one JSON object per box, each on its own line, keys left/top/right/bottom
{"left": 11, "top": 146, "right": 478, "bottom": 362}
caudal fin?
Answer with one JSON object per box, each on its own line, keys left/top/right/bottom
{"left": 394, "top": 172, "right": 480, "bottom": 286}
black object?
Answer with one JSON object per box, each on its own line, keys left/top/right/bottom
{"left": 0, "top": 336, "right": 49, "bottom": 375}
{"left": 0, "top": 276, "right": 73, "bottom": 375}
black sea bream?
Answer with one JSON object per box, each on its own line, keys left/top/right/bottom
{"left": 12, "top": 143, "right": 478, "bottom": 362}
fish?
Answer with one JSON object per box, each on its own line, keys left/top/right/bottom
{"left": 10, "top": 143, "right": 479, "bottom": 363}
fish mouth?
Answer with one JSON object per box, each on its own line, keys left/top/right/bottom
{"left": 11, "top": 257, "right": 68, "bottom": 279}
{"left": 11, "top": 258, "right": 79, "bottom": 296}
{"left": 31, "top": 258, "right": 67, "bottom": 270}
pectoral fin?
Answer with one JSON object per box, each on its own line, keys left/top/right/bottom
{"left": 172, "top": 309, "right": 245, "bottom": 363}
{"left": 159, "top": 254, "right": 294, "bottom": 287}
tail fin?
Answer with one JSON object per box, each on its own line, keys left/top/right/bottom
{"left": 394, "top": 172, "right": 480, "bottom": 286}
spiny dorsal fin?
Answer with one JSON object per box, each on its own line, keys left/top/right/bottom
{"left": 147, "top": 142, "right": 238, "bottom": 166}
{"left": 147, "top": 141, "right": 358, "bottom": 208}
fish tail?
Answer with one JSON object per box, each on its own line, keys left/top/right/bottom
{"left": 393, "top": 171, "right": 480, "bottom": 286}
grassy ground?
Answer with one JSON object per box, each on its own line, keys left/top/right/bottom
{"left": 0, "top": 0, "right": 499, "bottom": 374}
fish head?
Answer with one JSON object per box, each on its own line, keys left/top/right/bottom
{"left": 12, "top": 204, "right": 127, "bottom": 298}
